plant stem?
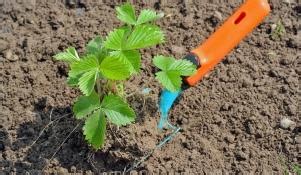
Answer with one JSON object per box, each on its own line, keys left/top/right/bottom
{"left": 96, "top": 78, "right": 103, "bottom": 101}
{"left": 107, "top": 80, "right": 118, "bottom": 95}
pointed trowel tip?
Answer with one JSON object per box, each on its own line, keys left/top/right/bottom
{"left": 158, "top": 89, "right": 182, "bottom": 129}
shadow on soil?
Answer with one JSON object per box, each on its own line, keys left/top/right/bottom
{"left": 4, "top": 97, "right": 149, "bottom": 173}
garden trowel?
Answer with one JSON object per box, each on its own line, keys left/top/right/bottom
{"left": 158, "top": 0, "right": 271, "bottom": 129}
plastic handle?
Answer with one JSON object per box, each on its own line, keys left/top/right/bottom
{"left": 185, "top": 0, "right": 270, "bottom": 86}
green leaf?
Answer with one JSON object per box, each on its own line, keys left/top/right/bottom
{"left": 86, "top": 36, "right": 107, "bottom": 61}
{"left": 69, "top": 55, "right": 99, "bottom": 77}
{"left": 83, "top": 110, "right": 106, "bottom": 150}
{"left": 53, "top": 47, "right": 80, "bottom": 63}
{"left": 110, "top": 50, "right": 141, "bottom": 73}
{"left": 104, "top": 24, "right": 164, "bottom": 51}
{"left": 100, "top": 56, "right": 131, "bottom": 80}
{"left": 101, "top": 95, "right": 135, "bottom": 126}
{"left": 125, "top": 24, "right": 164, "bottom": 50}
{"left": 73, "top": 91, "right": 100, "bottom": 119}
{"left": 153, "top": 55, "right": 197, "bottom": 92}
{"left": 155, "top": 71, "right": 182, "bottom": 92}
{"left": 67, "top": 73, "right": 81, "bottom": 87}
{"left": 68, "top": 55, "right": 100, "bottom": 94}
{"left": 116, "top": 3, "right": 136, "bottom": 25}
{"left": 104, "top": 27, "right": 128, "bottom": 50}
{"left": 137, "top": 9, "right": 164, "bottom": 25}
{"left": 153, "top": 55, "right": 175, "bottom": 70}
{"left": 86, "top": 36, "right": 103, "bottom": 54}
{"left": 168, "top": 60, "right": 196, "bottom": 76}
{"left": 153, "top": 55, "right": 196, "bottom": 74}
{"left": 78, "top": 70, "right": 98, "bottom": 96}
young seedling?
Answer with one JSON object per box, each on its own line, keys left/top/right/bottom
{"left": 54, "top": 3, "right": 164, "bottom": 149}
{"left": 271, "top": 19, "right": 285, "bottom": 40}
{"left": 153, "top": 56, "right": 196, "bottom": 92}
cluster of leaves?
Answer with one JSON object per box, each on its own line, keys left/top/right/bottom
{"left": 54, "top": 3, "right": 164, "bottom": 149}
{"left": 153, "top": 56, "right": 196, "bottom": 92}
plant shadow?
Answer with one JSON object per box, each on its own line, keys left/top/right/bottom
{"left": 7, "top": 97, "right": 145, "bottom": 174}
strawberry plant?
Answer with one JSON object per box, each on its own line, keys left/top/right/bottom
{"left": 153, "top": 56, "right": 197, "bottom": 92}
{"left": 54, "top": 3, "right": 164, "bottom": 149}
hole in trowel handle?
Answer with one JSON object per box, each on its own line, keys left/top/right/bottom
{"left": 234, "top": 12, "right": 246, "bottom": 24}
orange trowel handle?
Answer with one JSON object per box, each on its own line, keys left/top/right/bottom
{"left": 185, "top": 0, "right": 270, "bottom": 86}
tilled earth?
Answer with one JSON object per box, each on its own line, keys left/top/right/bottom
{"left": 0, "top": 0, "right": 300, "bottom": 174}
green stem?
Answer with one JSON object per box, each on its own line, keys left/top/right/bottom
{"left": 96, "top": 78, "right": 103, "bottom": 101}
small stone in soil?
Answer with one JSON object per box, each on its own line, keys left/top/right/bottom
{"left": 280, "top": 118, "right": 295, "bottom": 129}
{"left": 269, "top": 70, "right": 278, "bottom": 77}
{"left": 4, "top": 50, "right": 18, "bottom": 62}
{"left": 214, "top": 11, "right": 223, "bottom": 21}
{"left": 182, "top": 117, "right": 188, "bottom": 124}
{"left": 66, "top": 0, "right": 76, "bottom": 8}
{"left": 70, "top": 166, "right": 76, "bottom": 173}
{"left": 57, "top": 167, "right": 69, "bottom": 175}
{"left": 3, "top": 49, "right": 12, "bottom": 58}
{"left": 283, "top": 0, "right": 291, "bottom": 4}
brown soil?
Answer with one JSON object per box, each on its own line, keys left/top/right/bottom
{"left": 1, "top": 0, "right": 300, "bottom": 174}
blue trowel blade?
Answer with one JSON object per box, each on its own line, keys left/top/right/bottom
{"left": 158, "top": 89, "right": 182, "bottom": 129}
